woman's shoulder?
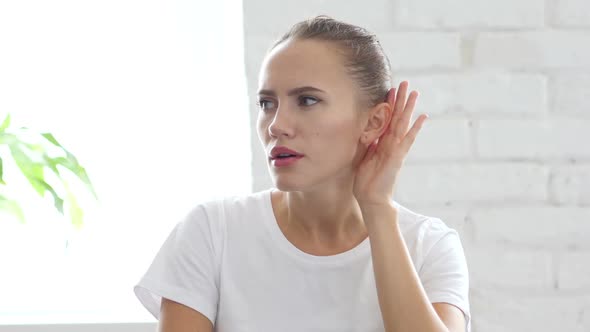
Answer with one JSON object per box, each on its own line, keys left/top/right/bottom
{"left": 179, "top": 189, "right": 271, "bottom": 227}
{"left": 392, "top": 200, "right": 460, "bottom": 250}
{"left": 171, "top": 189, "right": 271, "bottom": 247}
{"left": 393, "top": 200, "right": 449, "bottom": 229}
{"left": 185, "top": 189, "right": 269, "bottom": 213}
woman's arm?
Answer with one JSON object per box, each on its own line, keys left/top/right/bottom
{"left": 159, "top": 297, "right": 213, "bottom": 332}
{"left": 361, "top": 203, "right": 465, "bottom": 332}
{"left": 353, "top": 81, "right": 467, "bottom": 331}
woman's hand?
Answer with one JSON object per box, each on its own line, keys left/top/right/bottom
{"left": 353, "top": 81, "right": 428, "bottom": 208}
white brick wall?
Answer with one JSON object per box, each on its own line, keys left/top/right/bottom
{"left": 379, "top": 32, "right": 461, "bottom": 69}
{"left": 395, "top": 163, "right": 549, "bottom": 203}
{"left": 467, "top": 248, "right": 554, "bottom": 289}
{"left": 405, "top": 119, "right": 471, "bottom": 161}
{"left": 477, "top": 117, "right": 590, "bottom": 160}
{"left": 468, "top": 207, "right": 590, "bottom": 250}
{"left": 470, "top": 290, "right": 590, "bottom": 332}
{"left": 390, "top": 0, "right": 545, "bottom": 29}
{"left": 474, "top": 32, "right": 590, "bottom": 68}
{"left": 550, "top": 73, "right": 590, "bottom": 115}
{"left": 557, "top": 251, "right": 590, "bottom": 290}
{"left": 400, "top": 72, "right": 547, "bottom": 114}
{"left": 549, "top": 0, "right": 590, "bottom": 27}
{"left": 243, "top": 1, "right": 590, "bottom": 331}
{"left": 550, "top": 165, "right": 590, "bottom": 205}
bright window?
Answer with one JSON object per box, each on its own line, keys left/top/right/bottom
{"left": 0, "top": 0, "right": 250, "bottom": 324}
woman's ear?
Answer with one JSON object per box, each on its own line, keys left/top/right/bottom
{"left": 360, "top": 102, "right": 392, "bottom": 145}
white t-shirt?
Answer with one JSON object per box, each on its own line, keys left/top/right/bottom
{"left": 134, "top": 188, "right": 471, "bottom": 332}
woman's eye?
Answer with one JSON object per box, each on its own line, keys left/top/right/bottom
{"left": 257, "top": 99, "right": 275, "bottom": 111}
{"left": 299, "top": 96, "right": 319, "bottom": 107}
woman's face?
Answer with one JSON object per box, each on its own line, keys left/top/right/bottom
{"left": 256, "top": 38, "right": 370, "bottom": 192}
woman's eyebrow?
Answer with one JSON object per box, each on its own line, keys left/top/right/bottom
{"left": 257, "top": 86, "right": 326, "bottom": 96}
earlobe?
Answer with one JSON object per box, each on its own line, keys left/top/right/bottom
{"left": 360, "top": 133, "right": 376, "bottom": 146}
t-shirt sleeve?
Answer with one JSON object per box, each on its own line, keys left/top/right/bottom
{"left": 418, "top": 218, "right": 471, "bottom": 332}
{"left": 133, "top": 203, "right": 221, "bottom": 325}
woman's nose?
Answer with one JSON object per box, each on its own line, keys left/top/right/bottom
{"left": 268, "top": 107, "right": 294, "bottom": 138}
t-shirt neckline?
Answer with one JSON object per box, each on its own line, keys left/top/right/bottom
{"left": 261, "top": 187, "right": 371, "bottom": 265}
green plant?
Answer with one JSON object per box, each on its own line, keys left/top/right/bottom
{"left": 0, "top": 113, "right": 97, "bottom": 228}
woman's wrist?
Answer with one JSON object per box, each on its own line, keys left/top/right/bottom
{"left": 359, "top": 201, "right": 398, "bottom": 231}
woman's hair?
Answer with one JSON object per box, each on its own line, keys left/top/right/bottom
{"left": 269, "top": 15, "right": 393, "bottom": 108}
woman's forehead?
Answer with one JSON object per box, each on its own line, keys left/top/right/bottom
{"left": 258, "top": 39, "right": 354, "bottom": 94}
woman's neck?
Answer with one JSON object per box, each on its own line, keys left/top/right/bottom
{"left": 271, "top": 188, "right": 368, "bottom": 254}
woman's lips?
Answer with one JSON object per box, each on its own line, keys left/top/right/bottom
{"left": 271, "top": 155, "right": 303, "bottom": 167}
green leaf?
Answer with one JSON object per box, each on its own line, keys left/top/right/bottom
{"left": 8, "top": 143, "right": 66, "bottom": 215}
{"left": 9, "top": 145, "right": 46, "bottom": 196}
{"left": 34, "top": 178, "right": 65, "bottom": 215}
{"left": 0, "top": 132, "right": 17, "bottom": 145}
{"left": 74, "top": 165, "right": 97, "bottom": 200}
{"left": 19, "top": 141, "right": 61, "bottom": 178}
{"left": 41, "top": 134, "right": 76, "bottom": 162}
{"left": 24, "top": 142, "right": 45, "bottom": 153}
{"left": 64, "top": 181, "right": 84, "bottom": 229}
{"left": 42, "top": 154, "right": 61, "bottom": 176}
{"left": 41, "top": 133, "right": 61, "bottom": 148}
{"left": 0, "top": 114, "right": 10, "bottom": 132}
{"left": 0, "top": 157, "right": 4, "bottom": 185}
{"left": 52, "top": 156, "right": 98, "bottom": 200}
{"left": 2, "top": 128, "right": 96, "bottom": 228}
{"left": 0, "top": 194, "right": 25, "bottom": 223}
{"left": 41, "top": 133, "right": 98, "bottom": 200}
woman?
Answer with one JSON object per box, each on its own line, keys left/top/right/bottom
{"left": 134, "top": 15, "right": 471, "bottom": 332}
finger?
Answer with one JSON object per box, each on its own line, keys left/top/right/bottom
{"left": 362, "top": 140, "right": 379, "bottom": 163}
{"left": 401, "top": 114, "right": 428, "bottom": 153}
{"left": 395, "top": 90, "right": 419, "bottom": 139}
{"left": 390, "top": 81, "right": 408, "bottom": 135}
{"left": 386, "top": 87, "right": 396, "bottom": 104}
{"left": 383, "top": 87, "right": 396, "bottom": 134}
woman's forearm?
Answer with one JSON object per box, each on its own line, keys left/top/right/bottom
{"left": 361, "top": 202, "right": 448, "bottom": 332}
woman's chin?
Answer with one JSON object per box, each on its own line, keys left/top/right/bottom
{"left": 272, "top": 179, "right": 305, "bottom": 192}
{"left": 273, "top": 183, "right": 296, "bottom": 192}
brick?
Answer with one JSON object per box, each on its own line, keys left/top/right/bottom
{"left": 550, "top": 0, "right": 590, "bottom": 27}
{"left": 469, "top": 207, "right": 590, "bottom": 250}
{"left": 474, "top": 31, "right": 590, "bottom": 68}
{"left": 550, "top": 165, "right": 590, "bottom": 206}
{"left": 467, "top": 248, "right": 553, "bottom": 289}
{"left": 390, "top": 0, "right": 544, "bottom": 28}
{"left": 395, "top": 163, "right": 548, "bottom": 204}
{"left": 557, "top": 251, "right": 590, "bottom": 290}
{"left": 405, "top": 118, "right": 471, "bottom": 162}
{"left": 477, "top": 117, "right": 590, "bottom": 160}
{"left": 550, "top": 73, "right": 590, "bottom": 115}
{"left": 380, "top": 32, "right": 460, "bottom": 69}
{"left": 399, "top": 72, "right": 546, "bottom": 114}
{"left": 584, "top": 306, "right": 590, "bottom": 330}
{"left": 243, "top": 0, "right": 396, "bottom": 35}
{"left": 471, "top": 289, "right": 590, "bottom": 332}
